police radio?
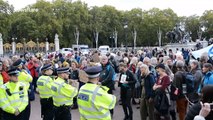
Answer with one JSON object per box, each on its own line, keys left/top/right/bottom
{"left": 6, "top": 88, "right": 12, "bottom": 96}
{"left": 19, "top": 86, "right": 23, "bottom": 91}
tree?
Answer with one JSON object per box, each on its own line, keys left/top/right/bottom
{"left": 201, "top": 10, "right": 213, "bottom": 38}
{"left": 0, "top": 0, "right": 14, "bottom": 41}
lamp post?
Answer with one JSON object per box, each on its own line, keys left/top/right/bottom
{"left": 23, "top": 38, "right": 26, "bottom": 53}
{"left": 123, "top": 20, "right": 128, "bottom": 52}
{"left": 12, "top": 37, "right": 16, "bottom": 55}
{"left": 36, "top": 38, "right": 39, "bottom": 52}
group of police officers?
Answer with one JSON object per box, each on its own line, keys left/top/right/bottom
{"left": 0, "top": 59, "right": 116, "bottom": 120}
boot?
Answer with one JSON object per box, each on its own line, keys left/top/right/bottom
{"left": 123, "top": 115, "right": 129, "bottom": 120}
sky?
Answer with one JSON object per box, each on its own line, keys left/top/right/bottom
{"left": 5, "top": 0, "right": 213, "bottom": 16}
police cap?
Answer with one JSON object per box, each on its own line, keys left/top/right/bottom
{"left": 41, "top": 64, "right": 52, "bottom": 71}
{"left": 57, "top": 67, "right": 70, "bottom": 74}
{"left": 12, "top": 59, "right": 23, "bottom": 67}
{"left": 84, "top": 66, "right": 102, "bottom": 78}
{"left": 8, "top": 67, "right": 20, "bottom": 76}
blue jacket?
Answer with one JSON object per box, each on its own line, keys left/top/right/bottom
{"left": 198, "top": 71, "right": 213, "bottom": 93}
{"left": 143, "top": 73, "right": 155, "bottom": 99}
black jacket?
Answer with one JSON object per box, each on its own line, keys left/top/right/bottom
{"left": 118, "top": 69, "right": 137, "bottom": 89}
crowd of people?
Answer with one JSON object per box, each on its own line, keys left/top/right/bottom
{"left": 0, "top": 47, "right": 212, "bottom": 120}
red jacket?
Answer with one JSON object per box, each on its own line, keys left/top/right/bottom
{"left": 28, "top": 61, "right": 39, "bottom": 78}
{"left": 1, "top": 71, "right": 9, "bottom": 83}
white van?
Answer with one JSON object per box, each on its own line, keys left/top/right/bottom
{"left": 60, "top": 48, "right": 73, "bottom": 56}
{"left": 99, "top": 45, "right": 110, "bottom": 55}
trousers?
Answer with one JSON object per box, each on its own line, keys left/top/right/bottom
{"left": 121, "top": 88, "right": 133, "bottom": 120}
{"left": 176, "top": 98, "right": 188, "bottom": 120}
{"left": 40, "top": 98, "right": 54, "bottom": 120}
{"left": 54, "top": 106, "right": 71, "bottom": 120}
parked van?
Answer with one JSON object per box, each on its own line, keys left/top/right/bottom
{"left": 99, "top": 45, "right": 110, "bottom": 55}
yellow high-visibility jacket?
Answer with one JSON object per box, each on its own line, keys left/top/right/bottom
{"left": 77, "top": 83, "right": 116, "bottom": 120}
{"left": 37, "top": 75, "right": 53, "bottom": 99}
{"left": 0, "top": 81, "right": 29, "bottom": 114}
{"left": 51, "top": 77, "right": 78, "bottom": 107}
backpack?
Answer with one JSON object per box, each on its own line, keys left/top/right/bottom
{"left": 182, "top": 72, "right": 195, "bottom": 95}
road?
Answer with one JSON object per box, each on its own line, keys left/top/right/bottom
{"left": 30, "top": 87, "right": 141, "bottom": 120}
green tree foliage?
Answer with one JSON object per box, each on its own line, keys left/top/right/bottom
{"left": 0, "top": 0, "right": 14, "bottom": 40}
{"left": 1, "top": 0, "right": 212, "bottom": 47}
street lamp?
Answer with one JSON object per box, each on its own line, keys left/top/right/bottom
{"left": 23, "top": 38, "right": 26, "bottom": 52}
{"left": 123, "top": 20, "right": 128, "bottom": 52}
{"left": 36, "top": 38, "right": 39, "bottom": 52}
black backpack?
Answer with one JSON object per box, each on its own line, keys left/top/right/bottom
{"left": 182, "top": 72, "right": 195, "bottom": 95}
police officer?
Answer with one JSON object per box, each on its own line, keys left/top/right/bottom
{"left": 12, "top": 59, "right": 32, "bottom": 85}
{"left": 0, "top": 67, "right": 29, "bottom": 120}
{"left": 37, "top": 64, "right": 54, "bottom": 120}
{"left": 77, "top": 66, "right": 116, "bottom": 120}
{"left": 51, "top": 67, "right": 78, "bottom": 120}
{"left": 13, "top": 59, "right": 33, "bottom": 120}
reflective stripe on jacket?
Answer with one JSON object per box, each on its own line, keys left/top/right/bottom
{"left": 37, "top": 75, "right": 53, "bottom": 98}
{"left": 77, "top": 83, "right": 116, "bottom": 120}
{"left": 0, "top": 81, "right": 29, "bottom": 114}
{"left": 51, "top": 77, "right": 78, "bottom": 107}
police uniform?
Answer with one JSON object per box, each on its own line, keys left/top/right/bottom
{"left": 0, "top": 67, "right": 29, "bottom": 120}
{"left": 13, "top": 59, "right": 32, "bottom": 120}
{"left": 37, "top": 64, "right": 54, "bottom": 120}
{"left": 13, "top": 59, "right": 32, "bottom": 85}
{"left": 51, "top": 67, "right": 78, "bottom": 120}
{"left": 77, "top": 66, "right": 116, "bottom": 120}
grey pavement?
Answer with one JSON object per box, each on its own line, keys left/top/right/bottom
{"left": 30, "top": 88, "right": 141, "bottom": 120}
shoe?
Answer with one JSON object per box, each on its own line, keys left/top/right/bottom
{"left": 123, "top": 115, "right": 129, "bottom": 120}
{"left": 132, "top": 99, "right": 137, "bottom": 105}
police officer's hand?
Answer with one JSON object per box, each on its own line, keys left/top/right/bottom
{"left": 14, "top": 109, "right": 20, "bottom": 116}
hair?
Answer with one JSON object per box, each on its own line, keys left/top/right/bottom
{"left": 176, "top": 60, "right": 185, "bottom": 68}
{"left": 130, "top": 57, "right": 138, "bottom": 65}
{"left": 190, "top": 60, "right": 200, "bottom": 69}
{"left": 176, "top": 54, "right": 183, "bottom": 61}
{"left": 203, "top": 63, "right": 213, "bottom": 70}
{"left": 143, "top": 57, "right": 151, "bottom": 64}
{"left": 200, "top": 52, "right": 209, "bottom": 63}
{"left": 137, "top": 61, "right": 143, "bottom": 68}
{"left": 140, "top": 64, "right": 150, "bottom": 76}
{"left": 163, "top": 56, "right": 170, "bottom": 64}
{"left": 71, "top": 60, "right": 78, "bottom": 67}
{"left": 150, "top": 57, "right": 158, "bottom": 67}
{"left": 119, "top": 62, "right": 127, "bottom": 68}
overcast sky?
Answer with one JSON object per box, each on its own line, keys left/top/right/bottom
{"left": 5, "top": 0, "right": 213, "bottom": 16}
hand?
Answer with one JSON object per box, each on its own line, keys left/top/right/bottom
{"left": 123, "top": 81, "right": 128, "bottom": 84}
{"left": 14, "top": 109, "right": 20, "bottom": 116}
{"left": 148, "top": 98, "right": 153, "bottom": 103}
{"left": 199, "top": 102, "right": 211, "bottom": 118}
